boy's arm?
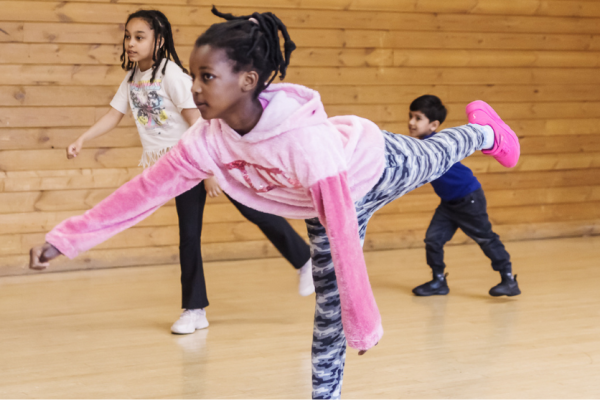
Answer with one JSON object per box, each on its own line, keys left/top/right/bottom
{"left": 43, "top": 144, "right": 208, "bottom": 260}
{"left": 309, "top": 172, "right": 383, "bottom": 352}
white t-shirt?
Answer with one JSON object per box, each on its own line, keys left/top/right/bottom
{"left": 110, "top": 59, "right": 197, "bottom": 167}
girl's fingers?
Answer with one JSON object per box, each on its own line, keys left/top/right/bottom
{"left": 30, "top": 262, "right": 49, "bottom": 270}
{"left": 29, "top": 247, "right": 48, "bottom": 270}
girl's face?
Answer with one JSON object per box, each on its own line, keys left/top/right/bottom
{"left": 124, "top": 18, "right": 156, "bottom": 70}
{"left": 189, "top": 45, "right": 257, "bottom": 121}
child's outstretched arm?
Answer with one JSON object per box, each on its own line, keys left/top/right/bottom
{"left": 67, "top": 108, "right": 125, "bottom": 159}
{"left": 310, "top": 172, "right": 383, "bottom": 352}
{"left": 30, "top": 143, "right": 209, "bottom": 268}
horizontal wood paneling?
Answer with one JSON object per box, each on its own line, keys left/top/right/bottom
{"left": 2, "top": 65, "right": 600, "bottom": 86}
{"left": 21, "top": 0, "right": 600, "bottom": 19}
{"left": 4, "top": 85, "right": 600, "bottom": 108}
{"left": 3, "top": 22, "right": 600, "bottom": 53}
{"left": 7, "top": 44, "right": 600, "bottom": 69}
{"left": 0, "top": 0, "right": 598, "bottom": 274}
{"left": 3, "top": 3, "right": 600, "bottom": 35}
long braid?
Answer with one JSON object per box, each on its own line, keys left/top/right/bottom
{"left": 196, "top": 7, "right": 296, "bottom": 96}
{"left": 119, "top": 10, "right": 188, "bottom": 83}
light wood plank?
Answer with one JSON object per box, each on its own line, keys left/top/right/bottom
{"left": 326, "top": 102, "right": 600, "bottom": 123}
{"left": 0, "top": 22, "right": 23, "bottom": 42}
{"left": 464, "top": 152, "right": 600, "bottom": 173}
{"left": 1, "top": 167, "right": 599, "bottom": 195}
{"left": 5, "top": 102, "right": 600, "bottom": 129}
{"left": 1, "top": 121, "right": 597, "bottom": 151}
{"left": 9, "top": 22, "right": 600, "bottom": 52}
{"left": 1, "top": 65, "right": 600, "bottom": 87}
{"left": 4, "top": 183, "right": 599, "bottom": 216}
{"left": 5, "top": 85, "right": 600, "bottom": 108}
{"left": 0, "top": 127, "right": 140, "bottom": 150}
{"left": 0, "top": 147, "right": 596, "bottom": 172}
{"left": 0, "top": 168, "right": 143, "bottom": 192}
{"left": 317, "top": 84, "right": 600, "bottom": 105}
{"left": 3, "top": 3, "right": 600, "bottom": 35}
{"left": 21, "top": 0, "right": 600, "bottom": 19}
{"left": 0, "top": 85, "right": 119, "bottom": 106}
{"left": 6, "top": 44, "right": 600, "bottom": 69}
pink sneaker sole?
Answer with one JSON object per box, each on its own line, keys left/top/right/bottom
{"left": 466, "top": 100, "right": 520, "bottom": 168}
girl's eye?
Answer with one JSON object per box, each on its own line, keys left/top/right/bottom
{"left": 202, "top": 73, "right": 214, "bottom": 81}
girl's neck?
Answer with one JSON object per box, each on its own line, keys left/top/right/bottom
{"left": 224, "top": 97, "right": 264, "bottom": 136}
{"left": 138, "top": 57, "right": 155, "bottom": 72}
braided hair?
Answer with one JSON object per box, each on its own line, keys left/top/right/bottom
{"left": 120, "top": 10, "right": 188, "bottom": 83}
{"left": 194, "top": 6, "right": 296, "bottom": 97}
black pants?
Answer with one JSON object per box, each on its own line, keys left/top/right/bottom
{"left": 175, "top": 182, "right": 311, "bottom": 309}
{"left": 424, "top": 188, "right": 511, "bottom": 275}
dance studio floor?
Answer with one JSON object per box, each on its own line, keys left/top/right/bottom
{"left": 1, "top": 236, "right": 599, "bottom": 398}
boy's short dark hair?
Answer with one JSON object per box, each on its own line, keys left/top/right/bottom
{"left": 410, "top": 95, "right": 447, "bottom": 125}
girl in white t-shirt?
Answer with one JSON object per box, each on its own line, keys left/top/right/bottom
{"left": 66, "top": 9, "right": 314, "bottom": 334}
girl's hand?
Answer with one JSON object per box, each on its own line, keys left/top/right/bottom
{"left": 67, "top": 139, "right": 84, "bottom": 159}
{"left": 29, "top": 243, "right": 62, "bottom": 270}
{"left": 204, "top": 177, "right": 222, "bottom": 198}
{"left": 358, "top": 342, "right": 378, "bottom": 356}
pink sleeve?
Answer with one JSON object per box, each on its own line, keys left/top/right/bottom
{"left": 310, "top": 172, "right": 383, "bottom": 351}
{"left": 46, "top": 145, "right": 207, "bottom": 259}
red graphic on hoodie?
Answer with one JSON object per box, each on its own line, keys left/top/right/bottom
{"left": 225, "top": 160, "right": 302, "bottom": 193}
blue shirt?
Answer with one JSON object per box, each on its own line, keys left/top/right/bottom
{"left": 424, "top": 133, "right": 481, "bottom": 202}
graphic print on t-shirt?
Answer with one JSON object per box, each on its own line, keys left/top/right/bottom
{"left": 226, "top": 160, "right": 303, "bottom": 193}
{"left": 129, "top": 80, "right": 169, "bottom": 132}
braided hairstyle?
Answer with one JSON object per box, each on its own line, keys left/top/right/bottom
{"left": 120, "top": 10, "right": 188, "bottom": 83}
{"left": 194, "top": 6, "right": 296, "bottom": 97}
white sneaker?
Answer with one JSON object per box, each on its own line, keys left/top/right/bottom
{"left": 171, "top": 309, "right": 209, "bottom": 334}
{"left": 298, "top": 259, "right": 315, "bottom": 296}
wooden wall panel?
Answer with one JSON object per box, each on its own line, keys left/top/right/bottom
{"left": 1, "top": 0, "right": 599, "bottom": 276}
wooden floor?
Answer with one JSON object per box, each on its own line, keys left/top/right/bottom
{"left": 1, "top": 236, "right": 600, "bottom": 398}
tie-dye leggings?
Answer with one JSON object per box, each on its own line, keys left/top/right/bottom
{"left": 305, "top": 124, "right": 487, "bottom": 399}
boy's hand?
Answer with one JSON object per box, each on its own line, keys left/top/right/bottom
{"left": 29, "top": 243, "right": 61, "bottom": 270}
{"left": 66, "top": 139, "right": 84, "bottom": 159}
{"left": 204, "top": 177, "right": 222, "bottom": 198}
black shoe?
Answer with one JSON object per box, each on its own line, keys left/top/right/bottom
{"left": 489, "top": 273, "right": 521, "bottom": 297}
{"left": 412, "top": 273, "right": 449, "bottom": 296}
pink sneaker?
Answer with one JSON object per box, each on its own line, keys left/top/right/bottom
{"left": 466, "top": 100, "right": 520, "bottom": 168}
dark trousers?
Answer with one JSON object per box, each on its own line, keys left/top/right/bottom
{"left": 424, "top": 188, "right": 511, "bottom": 275}
{"left": 175, "top": 182, "right": 311, "bottom": 310}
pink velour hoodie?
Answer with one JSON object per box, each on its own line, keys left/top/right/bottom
{"left": 47, "top": 83, "right": 386, "bottom": 350}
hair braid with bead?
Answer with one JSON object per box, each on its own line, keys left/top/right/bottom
{"left": 194, "top": 6, "right": 296, "bottom": 97}
{"left": 120, "top": 10, "right": 188, "bottom": 83}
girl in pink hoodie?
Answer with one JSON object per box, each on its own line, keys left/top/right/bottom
{"left": 30, "top": 8, "right": 520, "bottom": 399}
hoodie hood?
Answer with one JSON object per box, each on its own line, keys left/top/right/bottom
{"left": 222, "top": 83, "right": 329, "bottom": 143}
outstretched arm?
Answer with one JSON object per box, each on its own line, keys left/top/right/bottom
{"left": 310, "top": 172, "right": 383, "bottom": 353}
{"left": 30, "top": 144, "right": 208, "bottom": 268}
{"left": 67, "top": 107, "right": 125, "bottom": 159}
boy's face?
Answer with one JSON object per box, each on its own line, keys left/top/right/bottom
{"left": 408, "top": 110, "right": 440, "bottom": 139}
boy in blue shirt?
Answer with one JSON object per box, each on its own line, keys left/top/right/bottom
{"left": 408, "top": 95, "right": 521, "bottom": 297}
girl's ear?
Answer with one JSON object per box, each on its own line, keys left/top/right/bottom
{"left": 240, "top": 70, "right": 259, "bottom": 93}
